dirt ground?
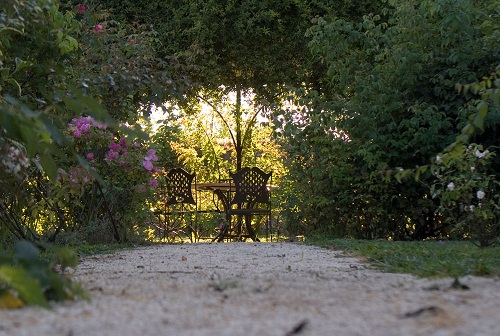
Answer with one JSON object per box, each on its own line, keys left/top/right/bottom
{"left": 1, "top": 242, "right": 498, "bottom": 336}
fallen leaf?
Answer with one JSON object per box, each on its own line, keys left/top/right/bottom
{"left": 0, "top": 289, "right": 24, "bottom": 309}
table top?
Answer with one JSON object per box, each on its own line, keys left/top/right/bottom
{"left": 195, "top": 182, "right": 277, "bottom": 192}
{"left": 196, "top": 182, "right": 234, "bottom": 191}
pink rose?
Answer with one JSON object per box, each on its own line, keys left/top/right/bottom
{"left": 79, "top": 123, "right": 91, "bottom": 132}
{"left": 143, "top": 160, "right": 154, "bottom": 171}
{"left": 86, "top": 152, "right": 94, "bottom": 160}
{"left": 94, "top": 24, "right": 103, "bottom": 32}
{"left": 77, "top": 4, "right": 86, "bottom": 14}
{"left": 73, "top": 130, "right": 82, "bottom": 138}
{"left": 109, "top": 142, "right": 121, "bottom": 151}
{"left": 119, "top": 137, "right": 127, "bottom": 148}
{"left": 145, "top": 149, "right": 158, "bottom": 161}
{"left": 106, "top": 150, "right": 119, "bottom": 160}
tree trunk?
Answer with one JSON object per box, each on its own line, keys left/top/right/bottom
{"left": 235, "top": 86, "right": 243, "bottom": 171}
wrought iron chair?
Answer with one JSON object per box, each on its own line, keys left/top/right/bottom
{"left": 151, "top": 168, "right": 198, "bottom": 242}
{"left": 220, "top": 167, "right": 272, "bottom": 242}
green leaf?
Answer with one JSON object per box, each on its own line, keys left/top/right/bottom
{"left": 477, "top": 100, "right": 488, "bottom": 118}
{"left": 14, "top": 240, "right": 40, "bottom": 262}
{"left": 0, "top": 266, "right": 49, "bottom": 308}
{"left": 63, "top": 96, "right": 83, "bottom": 115}
{"left": 473, "top": 115, "right": 485, "bottom": 131}
{"left": 13, "top": 58, "right": 32, "bottom": 73}
{"left": 5, "top": 78, "right": 21, "bottom": 96}
{"left": 39, "top": 153, "right": 58, "bottom": 181}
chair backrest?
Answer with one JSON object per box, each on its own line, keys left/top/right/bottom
{"left": 229, "top": 167, "right": 271, "bottom": 205}
{"left": 164, "top": 168, "right": 196, "bottom": 205}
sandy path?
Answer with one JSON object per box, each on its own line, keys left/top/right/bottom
{"left": 0, "top": 242, "right": 498, "bottom": 336}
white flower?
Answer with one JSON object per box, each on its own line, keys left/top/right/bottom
{"left": 475, "top": 150, "right": 489, "bottom": 158}
{"left": 435, "top": 155, "right": 442, "bottom": 163}
{"left": 470, "top": 166, "right": 475, "bottom": 172}
{"left": 477, "top": 190, "right": 485, "bottom": 200}
{"left": 447, "top": 182, "right": 455, "bottom": 191}
{"left": 469, "top": 205, "right": 475, "bottom": 212}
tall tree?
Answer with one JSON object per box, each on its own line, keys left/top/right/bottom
{"left": 95, "top": 0, "right": 383, "bottom": 170}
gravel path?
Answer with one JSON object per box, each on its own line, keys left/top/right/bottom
{"left": 1, "top": 242, "right": 499, "bottom": 336}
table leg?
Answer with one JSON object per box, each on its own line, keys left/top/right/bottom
{"left": 210, "top": 189, "right": 231, "bottom": 242}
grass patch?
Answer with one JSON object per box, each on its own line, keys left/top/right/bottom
{"left": 306, "top": 236, "right": 500, "bottom": 278}
{"left": 73, "top": 242, "right": 149, "bottom": 256}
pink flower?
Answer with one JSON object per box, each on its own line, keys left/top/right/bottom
{"left": 145, "top": 149, "right": 158, "bottom": 162}
{"left": 94, "top": 24, "right": 103, "bottom": 32}
{"left": 79, "top": 122, "right": 91, "bottom": 132}
{"left": 106, "top": 150, "right": 119, "bottom": 160}
{"left": 133, "top": 142, "right": 141, "bottom": 148}
{"left": 86, "top": 152, "right": 94, "bottom": 160}
{"left": 143, "top": 160, "right": 154, "bottom": 171}
{"left": 73, "top": 130, "right": 82, "bottom": 138}
{"left": 93, "top": 121, "right": 107, "bottom": 129}
{"left": 149, "top": 179, "right": 158, "bottom": 188}
{"left": 76, "top": 116, "right": 93, "bottom": 127}
{"left": 109, "top": 142, "right": 121, "bottom": 151}
{"left": 77, "top": 4, "right": 86, "bottom": 14}
{"left": 119, "top": 137, "right": 127, "bottom": 148}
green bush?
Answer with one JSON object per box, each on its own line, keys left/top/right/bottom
{"left": 0, "top": 240, "right": 86, "bottom": 309}
{"left": 274, "top": 0, "right": 499, "bottom": 240}
{"left": 431, "top": 143, "right": 500, "bottom": 246}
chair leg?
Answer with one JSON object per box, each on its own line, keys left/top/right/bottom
{"left": 244, "top": 214, "right": 260, "bottom": 242}
{"left": 266, "top": 216, "right": 270, "bottom": 242}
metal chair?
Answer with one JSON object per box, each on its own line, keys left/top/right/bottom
{"left": 151, "top": 168, "right": 198, "bottom": 242}
{"left": 222, "top": 167, "right": 272, "bottom": 242}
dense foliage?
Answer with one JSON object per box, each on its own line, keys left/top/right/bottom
{"left": 0, "top": 0, "right": 187, "bottom": 248}
{"left": 0, "top": 0, "right": 189, "bottom": 307}
{"left": 0, "top": 240, "right": 85, "bottom": 308}
{"left": 274, "top": 0, "right": 500, "bottom": 243}
{"left": 95, "top": 0, "right": 384, "bottom": 171}
{"left": 96, "top": 0, "right": 383, "bottom": 93}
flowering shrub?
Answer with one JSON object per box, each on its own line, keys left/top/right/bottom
{"left": 0, "top": 140, "right": 30, "bottom": 179}
{"left": 50, "top": 115, "right": 162, "bottom": 242}
{"left": 431, "top": 144, "right": 500, "bottom": 246}
{"left": 61, "top": 115, "right": 159, "bottom": 195}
